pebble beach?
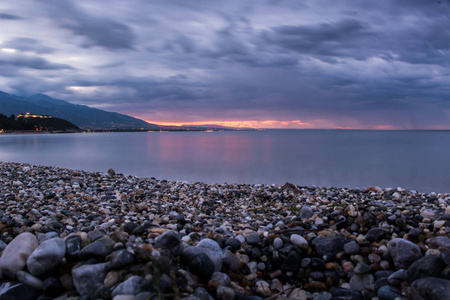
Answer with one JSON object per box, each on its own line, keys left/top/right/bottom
{"left": 0, "top": 161, "right": 449, "bottom": 300}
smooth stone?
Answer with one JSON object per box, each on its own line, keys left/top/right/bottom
{"left": 37, "top": 232, "right": 59, "bottom": 244}
{"left": 0, "top": 240, "right": 7, "bottom": 252}
{"left": 330, "top": 287, "right": 362, "bottom": 300}
{"left": 155, "top": 231, "right": 183, "bottom": 256}
{"left": 410, "top": 277, "right": 450, "bottom": 300}
{"left": 224, "top": 238, "right": 241, "bottom": 250}
{"left": 368, "top": 253, "right": 381, "bottom": 264}
{"left": 289, "top": 287, "right": 308, "bottom": 300}
{"left": 255, "top": 280, "right": 271, "bottom": 297}
{"left": 16, "top": 271, "right": 43, "bottom": 290}
{"left": 194, "top": 287, "right": 215, "bottom": 300}
{"left": 300, "top": 205, "right": 313, "bottom": 219}
{"left": 281, "top": 251, "right": 300, "bottom": 272}
{"left": 257, "top": 262, "right": 265, "bottom": 271}
{"left": 104, "top": 270, "right": 128, "bottom": 289}
{"left": 407, "top": 254, "right": 445, "bottom": 283}
{"left": 236, "top": 235, "right": 245, "bottom": 244}
{"left": 223, "top": 250, "right": 241, "bottom": 271}
{"left": 123, "top": 222, "right": 138, "bottom": 234}
{"left": 387, "top": 269, "right": 407, "bottom": 286}
{"left": 0, "top": 282, "right": 41, "bottom": 300}
{"left": 72, "top": 263, "right": 107, "bottom": 296}
{"left": 273, "top": 237, "right": 283, "bottom": 250}
{"left": 190, "top": 253, "right": 215, "bottom": 282}
{"left": 27, "top": 237, "right": 66, "bottom": 276}
{"left": 388, "top": 238, "right": 423, "bottom": 270}
{"left": 78, "top": 241, "right": 109, "bottom": 260}
{"left": 434, "top": 220, "right": 446, "bottom": 229}
{"left": 354, "top": 261, "right": 371, "bottom": 274}
{"left": 182, "top": 247, "right": 223, "bottom": 273}
{"left": 349, "top": 274, "right": 374, "bottom": 292}
{"left": 0, "top": 232, "right": 39, "bottom": 278}
{"left": 365, "top": 228, "right": 387, "bottom": 243}
{"left": 343, "top": 241, "right": 360, "bottom": 255}
{"left": 211, "top": 272, "right": 231, "bottom": 287}
{"left": 196, "top": 238, "right": 223, "bottom": 254}
{"left": 216, "top": 286, "right": 235, "bottom": 300}
{"left": 65, "top": 235, "right": 82, "bottom": 258}
{"left": 290, "top": 234, "right": 309, "bottom": 250}
{"left": 429, "top": 236, "right": 450, "bottom": 249}
{"left": 246, "top": 233, "right": 261, "bottom": 246}
{"left": 111, "top": 275, "right": 143, "bottom": 297}
{"left": 420, "top": 209, "right": 436, "bottom": 219}
{"left": 312, "top": 237, "right": 347, "bottom": 256}
{"left": 108, "top": 250, "right": 136, "bottom": 271}
{"left": 377, "top": 285, "right": 400, "bottom": 300}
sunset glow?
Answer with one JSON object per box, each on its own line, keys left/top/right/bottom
{"left": 148, "top": 120, "right": 420, "bottom": 130}
{"left": 145, "top": 120, "right": 315, "bottom": 129}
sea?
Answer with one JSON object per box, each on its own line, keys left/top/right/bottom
{"left": 0, "top": 130, "right": 449, "bottom": 193}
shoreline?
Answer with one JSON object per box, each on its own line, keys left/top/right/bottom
{"left": 0, "top": 161, "right": 449, "bottom": 299}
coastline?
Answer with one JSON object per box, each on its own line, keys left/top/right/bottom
{"left": 0, "top": 161, "right": 449, "bottom": 299}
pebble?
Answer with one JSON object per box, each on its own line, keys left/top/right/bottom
{"left": 349, "top": 274, "right": 374, "bottom": 291}
{"left": 246, "top": 233, "right": 261, "bottom": 245}
{"left": 111, "top": 275, "right": 142, "bottom": 297}
{"left": 410, "top": 277, "right": 450, "bottom": 300}
{"left": 0, "top": 162, "right": 448, "bottom": 299}
{"left": 273, "top": 237, "right": 283, "bottom": 250}
{"left": 16, "top": 270, "right": 43, "bottom": 290}
{"left": 343, "top": 240, "right": 360, "bottom": 255}
{"left": 407, "top": 254, "right": 445, "bottom": 282}
{"left": 0, "top": 232, "right": 39, "bottom": 278}
{"left": 190, "top": 253, "right": 215, "bottom": 282}
{"left": 290, "top": 234, "right": 309, "bottom": 250}
{"left": 26, "top": 237, "right": 66, "bottom": 276}
{"left": 388, "top": 238, "right": 423, "bottom": 269}
{"left": 72, "top": 263, "right": 108, "bottom": 296}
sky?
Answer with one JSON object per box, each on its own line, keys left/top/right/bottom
{"left": 0, "top": 0, "right": 449, "bottom": 129}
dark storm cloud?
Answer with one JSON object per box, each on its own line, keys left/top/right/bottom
{"left": 43, "top": 1, "right": 135, "bottom": 50}
{"left": 0, "top": 0, "right": 449, "bottom": 128}
{"left": 3, "top": 38, "right": 55, "bottom": 54}
{"left": 68, "top": 75, "right": 209, "bottom": 105}
{"left": 0, "top": 53, "right": 73, "bottom": 71}
{"left": 263, "top": 19, "right": 375, "bottom": 60}
{"left": 0, "top": 12, "right": 21, "bottom": 20}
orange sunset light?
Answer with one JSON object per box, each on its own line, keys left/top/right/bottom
{"left": 144, "top": 120, "right": 313, "bottom": 129}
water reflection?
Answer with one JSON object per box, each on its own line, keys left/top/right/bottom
{"left": 0, "top": 130, "right": 449, "bottom": 192}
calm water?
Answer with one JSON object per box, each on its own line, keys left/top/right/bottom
{"left": 0, "top": 130, "right": 449, "bottom": 193}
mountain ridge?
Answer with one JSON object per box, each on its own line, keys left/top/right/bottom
{"left": 0, "top": 91, "right": 160, "bottom": 130}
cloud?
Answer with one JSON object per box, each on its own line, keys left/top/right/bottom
{"left": 0, "top": 12, "right": 21, "bottom": 20}
{"left": 0, "top": 0, "right": 449, "bottom": 129}
{"left": 263, "top": 18, "right": 375, "bottom": 60}
{"left": 2, "top": 37, "right": 55, "bottom": 54}
{"left": 43, "top": 1, "right": 135, "bottom": 50}
{"left": 0, "top": 52, "right": 73, "bottom": 71}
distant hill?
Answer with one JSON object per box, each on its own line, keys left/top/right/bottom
{"left": 0, "top": 91, "right": 160, "bottom": 130}
{"left": 0, "top": 113, "right": 79, "bottom": 132}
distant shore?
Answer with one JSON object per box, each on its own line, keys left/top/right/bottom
{"left": 0, "top": 161, "right": 449, "bottom": 299}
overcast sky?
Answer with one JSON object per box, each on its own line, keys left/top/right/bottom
{"left": 0, "top": 0, "right": 449, "bottom": 129}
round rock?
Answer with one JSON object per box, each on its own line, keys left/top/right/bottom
{"left": 0, "top": 232, "right": 39, "bottom": 278}
{"left": 27, "top": 237, "right": 66, "bottom": 276}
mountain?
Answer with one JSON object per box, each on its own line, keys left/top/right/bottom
{"left": 0, "top": 91, "right": 160, "bottom": 130}
{"left": 0, "top": 113, "right": 79, "bottom": 132}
